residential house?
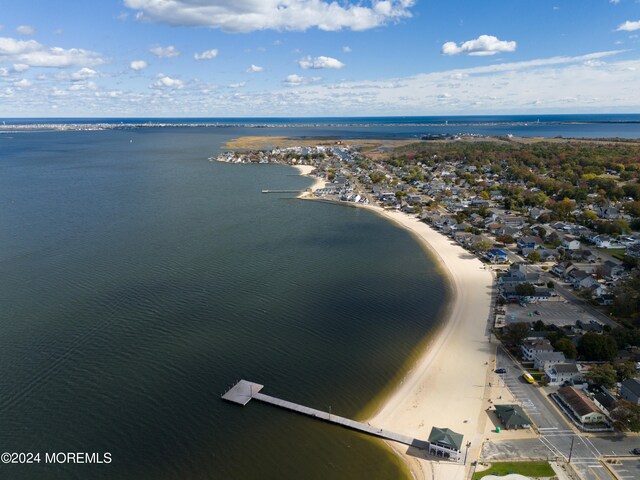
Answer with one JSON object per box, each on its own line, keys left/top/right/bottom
{"left": 517, "top": 236, "right": 543, "bottom": 252}
{"left": 534, "top": 351, "right": 566, "bottom": 371}
{"left": 494, "top": 404, "right": 531, "bottom": 430}
{"left": 601, "top": 260, "right": 624, "bottom": 279}
{"left": 620, "top": 378, "right": 640, "bottom": 405}
{"left": 545, "top": 363, "right": 583, "bottom": 386}
{"left": 427, "top": 427, "right": 463, "bottom": 461}
{"left": 561, "top": 236, "right": 581, "bottom": 250}
{"left": 596, "top": 206, "right": 621, "bottom": 220}
{"left": 486, "top": 249, "right": 509, "bottom": 264}
{"left": 591, "top": 387, "right": 617, "bottom": 417}
{"left": 521, "top": 338, "right": 554, "bottom": 361}
{"left": 592, "top": 235, "right": 612, "bottom": 249}
{"left": 552, "top": 261, "right": 575, "bottom": 277}
{"left": 557, "top": 386, "right": 607, "bottom": 424}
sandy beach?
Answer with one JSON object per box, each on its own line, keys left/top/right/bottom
{"left": 362, "top": 207, "right": 496, "bottom": 480}
{"left": 293, "top": 164, "right": 325, "bottom": 194}
{"left": 294, "top": 168, "right": 501, "bottom": 478}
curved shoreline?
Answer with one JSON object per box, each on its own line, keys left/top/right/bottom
{"left": 293, "top": 167, "right": 495, "bottom": 480}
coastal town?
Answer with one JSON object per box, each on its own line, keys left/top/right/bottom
{"left": 215, "top": 137, "right": 640, "bottom": 480}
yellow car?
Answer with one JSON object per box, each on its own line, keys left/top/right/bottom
{"left": 522, "top": 372, "right": 534, "bottom": 384}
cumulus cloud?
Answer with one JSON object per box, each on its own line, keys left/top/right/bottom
{"left": 16, "top": 25, "right": 36, "bottom": 36}
{"left": 0, "top": 36, "right": 105, "bottom": 67}
{"left": 617, "top": 20, "right": 640, "bottom": 32}
{"left": 246, "top": 64, "right": 264, "bottom": 73}
{"left": 13, "top": 63, "right": 29, "bottom": 72}
{"left": 442, "top": 35, "right": 517, "bottom": 56}
{"left": 342, "top": 46, "right": 352, "bottom": 53}
{"left": 130, "top": 60, "right": 148, "bottom": 70}
{"left": 610, "top": 0, "right": 620, "bottom": 4}
{"left": 282, "top": 74, "right": 321, "bottom": 86}
{"left": 229, "top": 82, "right": 245, "bottom": 88}
{"left": 0, "top": 67, "right": 7, "bottom": 76}
{"left": 124, "top": 0, "right": 415, "bottom": 32}
{"left": 298, "top": 55, "right": 345, "bottom": 69}
{"left": 194, "top": 48, "right": 218, "bottom": 60}
{"left": 71, "top": 67, "right": 98, "bottom": 80}
{"left": 150, "top": 45, "right": 180, "bottom": 58}
{"left": 153, "top": 75, "right": 184, "bottom": 88}
{"left": 14, "top": 78, "right": 31, "bottom": 87}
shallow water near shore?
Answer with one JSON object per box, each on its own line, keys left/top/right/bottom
{"left": 0, "top": 127, "right": 447, "bottom": 479}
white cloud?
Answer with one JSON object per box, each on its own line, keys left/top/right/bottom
{"left": 13, "top": 63, "right": 29, "bottom": 72}
{"left": 194, "top": 48, "right": 218, "bottom": 60}
{"left": 16, "top": 25, "right": 36, "bottom": 36}
{"left": 71, "top": 67, "right": 98, "bottom": 80}
{"left": 153, "top": 75, "right": 184, "bottom": 88}
{"left": 69, "top": 80, "right": 97, "bottom": 91}
{"left": 298, "top": 55, "right": 345, "bottom": 69}
{"left": 14, "top": 78, "right": 31, "bottom": 87}
{"left": 610, "top": 0, "right": 621, "bottom": 4}
{"left": 0, "top": 67, "right": 8, "bottom": 76}
{"left": 0, "top": 37, "right": 105, "bottom": 67}
{"left": 123, "top": 0, "right": 415, "bottom": 32}
{"left": 130, "top": 60, "right": 148, "bottom": 70}
{"left": 442, "top": 35, "right": 517, "bottom": 56}
{"left": 246, "top": 64, "right": 264, "bottom": 73}
{"left": 150, "top": 45, "right": 180, "bottom": 58}
{"left": 343, "top": 46, "right": 352, "bottom": 53}
{"left": 282, "top": 74, "right": 321, "bottom": 86}
{"left": 229, "top": 82, "right": 245, "bottom": 88}
{"left": 617, "top": 20, "right": 640, "bottom": 32}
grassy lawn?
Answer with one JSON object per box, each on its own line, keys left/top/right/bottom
{"left": 473, "top": 461, "right": 555, "bottom": 479}
{"left": 608, "top": 248, "right": 626, "bottom": 261}
{"left": 530, "top": 372, "right": 544, "bottom": 381}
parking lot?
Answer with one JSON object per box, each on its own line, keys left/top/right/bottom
{"left": 505, "top": 300, "right": 601, "bottom": 327}
{"left": 602, "top": 458, "right": 640, "bottom": 479}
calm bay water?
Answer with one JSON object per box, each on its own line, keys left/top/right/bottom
{"left": 0, "top": 127, "right": 447, "bottom": 479}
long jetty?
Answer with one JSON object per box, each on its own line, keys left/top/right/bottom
{"left": 221, "top": 380, "right": 427, "bottom": 449}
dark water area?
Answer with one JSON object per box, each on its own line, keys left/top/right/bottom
{"left": 0, "top": 127, "right": 447, "bottom": 479}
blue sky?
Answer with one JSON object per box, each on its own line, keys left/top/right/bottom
{"left": 1, "top": 0, "right": 640, "bottom": 116}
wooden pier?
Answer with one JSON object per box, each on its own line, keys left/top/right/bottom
{"left": 222, "top": 380, "right": 427, "bottom": 449}
{"left": 261, "top": 189, "right": 304, "bottom": 194}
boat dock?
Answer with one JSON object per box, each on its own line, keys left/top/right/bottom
{"left": 222, "top": 380, "right": 426, "bottom": 449}
{"left": 261, "top": 189, "right": 304, "bottom": 193}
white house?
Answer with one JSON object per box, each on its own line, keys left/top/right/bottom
{"left": 545, "top": 363, "right": 582, "bottom": 386}
{"left": 521, "top": 339, "right": 554, "bottom": 361}
{"left": 534, "top": 351, "right": 566, "bottom": 371}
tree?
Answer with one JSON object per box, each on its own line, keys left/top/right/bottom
{"left": 527, "top": 251, "right": 541, "bottom": 263}
{"left": 505, "top": 322, "right": 529, "bottom": 347}
{"left": 585, "top": 363, "right": 617, "bottom": 388}
{"left": 554, "top": 338, "right": 577, "bottom": 359}
{"left": 611, "top": 400, "right": 640, "bottom": 432}
{"left": 578, "top": 333, "right": 618, "bottom": 361}
{"left": 614, "top": 361, "right": 637, "bottom": 382}
{"left": 515, "top": 282, "right": 536, "bottom": 296}
{"left": 472, "top": 239, "right": 493, "bottom": 253}
{"left": 496, "top": 234, "right": 515, "bottom": 245}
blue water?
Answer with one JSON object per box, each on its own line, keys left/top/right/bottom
{"left": 3, "top": 114, "right": 639, "bottom": 139}
{"left": 0, "top": 127, "right": 445, "bottom": 480}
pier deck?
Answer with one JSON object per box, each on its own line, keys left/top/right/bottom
{"left": 222, "top": 380, "right": 426, "bottom": 449}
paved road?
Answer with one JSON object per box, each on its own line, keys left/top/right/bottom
{"left": 489, "top": 347, "right": 617, "bottom": 480}
{"left": 604, "top": 458, "right": 640, "bottom": 479}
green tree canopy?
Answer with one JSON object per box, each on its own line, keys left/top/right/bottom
{"left": 585, "top": 363, "right": 617, "bottom": 388}
{"left": 554, "top": 338, "right": 577, "bottom": 359}
{"left": 578, "top": 333, "right": 618, "bottom": 361}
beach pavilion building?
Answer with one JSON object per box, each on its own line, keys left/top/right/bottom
{"left": 427, "top": 427, "right": 463, "bottom": 461}
{"left": 494, "top": 404, "right": 531, "bottom": 430}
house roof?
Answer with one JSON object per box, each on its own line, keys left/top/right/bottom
{"left": 553, "top": 363, "right": 579, "bottom": 374}
{"left": 535, "top": 352, "right": 566, "bottom": 362}
{"left": 621, "top": 378, "right": 640, "bottom": 398}
{"left": 494, "top": 404, "right": 531, "bottom": 428}
{"left": 558, "top": 386, "right": 601, "bottom": 417}
{"left": 428, "top": 427, "right": 463, "bottom": 451}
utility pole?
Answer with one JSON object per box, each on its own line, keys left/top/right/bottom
{"left": 464, "top": 441, "right": 471, "bottom": 464}
{"left": 568, "top": 436, "right": 575, "bottom": 463}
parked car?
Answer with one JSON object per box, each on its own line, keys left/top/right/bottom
{"left": 495, "top": 368, "right": 507, "bottom": 374}
{"left": 632, "top": 447, "right": 640, "bottom": 455}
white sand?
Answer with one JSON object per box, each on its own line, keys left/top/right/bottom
{"left": 292, "top": 164, "right": 325, "bottom": 195}
{"left": 358, "top": 208, "right": 496, "bottom": 480}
